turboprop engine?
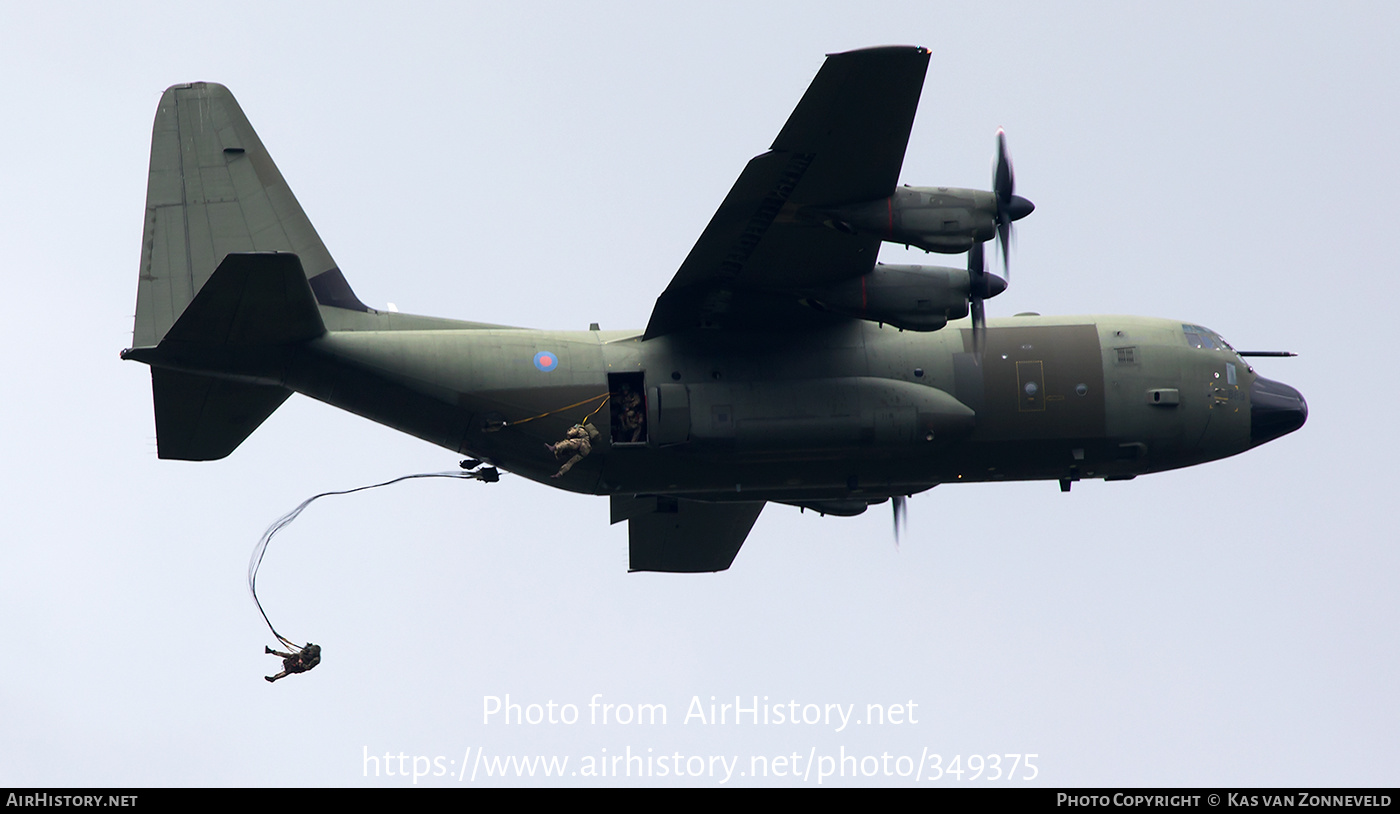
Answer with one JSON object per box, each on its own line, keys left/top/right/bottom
{"left": 805, "top": 129, "right": 1034, "bottom": 274}
{"left": 801, "top": 262, "right": 1005, "bottom": 332}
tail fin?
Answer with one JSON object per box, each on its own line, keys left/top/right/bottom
{"left": 133, "top": 82, "right": 366, "bottom": 349}
{"left": 130, "top": 83, "right": 359, "bottom": 459}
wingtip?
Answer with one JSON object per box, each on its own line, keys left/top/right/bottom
{"left": 825, "top": 44, "right": 930, "bottom": 58}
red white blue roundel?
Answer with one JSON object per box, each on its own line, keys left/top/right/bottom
{"left": 533, "top": 351, "right": 559, "bottom": 372}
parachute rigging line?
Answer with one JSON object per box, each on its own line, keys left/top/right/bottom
{"left": 247, "top": 470, "right": 496, "bottom": 650}
{"left": 486, "top": 392, "right": 610, "bottom": 431}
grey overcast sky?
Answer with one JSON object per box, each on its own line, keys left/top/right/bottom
{"left": 2, "top": 1, "right": 1396, "bottom": 787}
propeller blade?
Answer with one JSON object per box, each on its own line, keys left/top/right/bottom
{"left": 994, "top": 128, "right": 1014, "bottom": 204}
{"left": 892, "top": 495, "right": 907, "bottom": 546}
{"left": 997, "top": 217, "right": 1012, "bottom": 278}
{"left": 971, "top": 298, "right": 986, "bottom": 358}
{"left": 969, "top": 241, "right": 988, "bottom": 358}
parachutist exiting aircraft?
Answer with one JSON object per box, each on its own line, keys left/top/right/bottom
{"left": 122, "top": 46, "right": 1306, "bottom": 573}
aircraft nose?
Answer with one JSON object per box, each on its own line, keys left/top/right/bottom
{"left": 1250, "top": 375, "right": 1308, "bottom": 446}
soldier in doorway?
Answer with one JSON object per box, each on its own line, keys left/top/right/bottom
{"left": 616, "top": 386, "right": 645, "bottom": 443}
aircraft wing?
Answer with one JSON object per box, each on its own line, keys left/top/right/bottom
{"left": 644, "top": 46, "right": 930, "bottom": 339}
{"left": 614, "top": 496, "right": 766, "bottom": 572}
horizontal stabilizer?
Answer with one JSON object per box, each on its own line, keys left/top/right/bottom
{"left": 163, "top": 253, "right": 325, "bottom": 346}
{"left": 151, "top": 368, "right": 292, "bottom": 460}
{"left": 134, "top": 253, "right": 319, "bottom": 460}
{"left": 617, "top": 496, "right": 765, "bottom": 573}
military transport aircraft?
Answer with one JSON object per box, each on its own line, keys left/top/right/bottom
{"left": 122, "top": 46, "right": 1306, "bottom": 573}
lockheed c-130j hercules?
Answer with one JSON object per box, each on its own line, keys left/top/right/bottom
{"left": 122, "top": 46, "right": 1306, "bottom": 573}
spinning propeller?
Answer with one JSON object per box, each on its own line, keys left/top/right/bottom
{"left": 967, "top": 241, "right": 1007, "bottom": 358}
{"left": 993, "top": 128, "right": 1034, "bottom": 278}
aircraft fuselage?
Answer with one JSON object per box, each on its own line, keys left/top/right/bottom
{"left": 277, "top": 312, "right": 1301, "bottom": 505}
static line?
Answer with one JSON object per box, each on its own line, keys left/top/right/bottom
{"left": 247, "top": 470, "right": 497, "bottom": 649}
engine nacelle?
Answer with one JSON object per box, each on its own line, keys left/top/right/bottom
{"left": 811, "top": 186, "right": 1030, "bottom": 254}
{"left": 802, "top": 263, "right": 973, "bottom": 332}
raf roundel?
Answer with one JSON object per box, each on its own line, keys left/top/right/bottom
{"left": 533, "top": 351, "right": 559, "bottom": 372}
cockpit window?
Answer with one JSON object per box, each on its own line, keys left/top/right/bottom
{"left": 1183, "top": 325, "right": 1217, "bottom": 349}
{"left": 1182, "top": 324, "right": 1234, "bottom": 352}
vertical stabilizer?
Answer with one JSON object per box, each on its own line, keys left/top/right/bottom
{"left": 133, "top": 82, "right": 366, "bottom": 349}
